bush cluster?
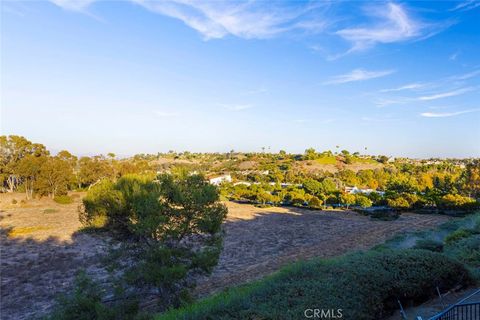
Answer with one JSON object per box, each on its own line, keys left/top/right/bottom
{"left": 158, "top": 250, "right": 473, "bottom": 320}
{"left": 54, "top": 195, "right": 73, "bottom": 204}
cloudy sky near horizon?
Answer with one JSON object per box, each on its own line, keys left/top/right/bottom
{"left": 1, "top": 0, "right": 479, "bottom": 158}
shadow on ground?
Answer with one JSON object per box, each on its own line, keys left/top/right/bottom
{"left": 0, "top": 205, "right": 449, "bottom": 319}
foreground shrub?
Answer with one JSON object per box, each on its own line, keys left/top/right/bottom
{"left": 444, "top": 235, "right": 480, "bottom": 268}
{"left": 48, "top": 272, "right": 143, "bottom": 320}
{"left": 79, "top": 173, "right": 227, "bottom": 309}
{"left": 445, "top": 228, "right": 476, "bottom": 244}
{"left": 54, "top": 195, "right": 73, "bottom": 204}
{"left": 413, "top": 239, "right": 444, "bottom": 252}
{"left": 439, "top": 194, "right": 478, "bottom": 211}
{"left": 157, "top": 250, "right": 473, "bottom": 320}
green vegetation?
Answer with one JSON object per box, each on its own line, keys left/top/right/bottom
{"left": 381, "top": 213, "right": 480, "bottom": 277}
{"left": 315, "top": 155, "right": 337, "bottom": 165}
{"left": 43, "top": 208, "right": 59, "bottom": 214}
{"left": 156, "top": 214, "right": 480, "bottom": 320}
{"left": 2, "top": 135, "right": 480, "bottom": 318}
{"left": 157, "top": 250, "right": 473, "bottom": 320}
{"left": 2, "top": 136, "right": 479, "bottom": 214}
{"left": 54, "top": 195, "right": 73, "bottom": 204}
{"left": 50, "top": 173, "right": 227, "bottom": 318}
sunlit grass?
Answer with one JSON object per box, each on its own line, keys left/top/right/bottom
{"left": 315, "top": 156, "right": 337, "bottom": 165}
{"left": 8, "top": 226, "right": 51, "bottom": 237}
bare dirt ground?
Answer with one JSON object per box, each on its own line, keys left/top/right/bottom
{"left": 0, "top": 193, "right": 110, "bottom": 320}
{"left": 194, "top": 202, "right": 450, "bottom": 297}
{"left": 0, "top": 194, "right": 450, "bottom": 319}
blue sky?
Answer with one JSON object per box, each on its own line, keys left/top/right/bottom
{"left": 1, "top": 0, "right": 479, "bottom": 158}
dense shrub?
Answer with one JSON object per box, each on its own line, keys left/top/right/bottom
{"left": 355, "top": 195, "right": 373, "bottom": 208}
{"left": 445, "top": 228, "right": 476, "bottom": 244}
{"left": 48, "top": 272, "right": 143, "bottom": 320}
{"left": 157, "top": 250, "right": 473, "bottom": 320}
{"left": 54, "top": 195, "right": 73, "bottom": 204}
{"left": 79, "top": 174, "right": 227, "bottom": 309}
{"left": 444, "top": 235, "right": 480, "bottom": 268}
{"left": 439, "top": 194, "right": 478, "bottom": 211}
{"left": 413, "top": 239, "right": 444, "bottom": 252}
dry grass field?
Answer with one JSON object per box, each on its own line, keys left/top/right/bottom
{"left": 0, "top": 193, "right": 450, "bottom": 319}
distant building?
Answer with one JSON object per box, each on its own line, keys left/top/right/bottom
{"left": 208, "top": 174, "right": 232, "bottom": 185}
{"left": 345, "top": 186, "right": 385, "bottom": 196}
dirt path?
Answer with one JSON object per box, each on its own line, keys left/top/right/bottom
{"left": 0, "top": 195, "right": 450, "bottom": 319}
{"left": 194, "top": 202, "right": 450, "bottom": 296}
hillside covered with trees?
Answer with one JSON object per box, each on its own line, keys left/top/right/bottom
{"left": 2, "top": 135, "right": 479, "bottom": 214}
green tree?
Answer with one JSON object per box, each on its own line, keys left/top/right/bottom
{"left": 16, "top": 154, "right": 47, "bottom": 199}
{"left": 355, "top": 195, "right": 373, "bottom": 208}
{"left": 81, "top": 173, "right": 228, "bottom": 308}
{"left": 387, "top": 196, "right": 410, "bottom": 210}
{"left": 303, "top": 178, "right": 323, "bottom": 196}
{"left": 304, "top": 148, "right": 317, "bottom": 160}
{"left": 340, "top": 193, "right": 356, "bottom": 209}
{"left": 307, "top": 195, "right": 323, "bottom": 208}
{"left": 37, "top": 156, "right": 74, "bottom": 197}
{"left": 0, "top": 135, "right": 48, "bottom": 192}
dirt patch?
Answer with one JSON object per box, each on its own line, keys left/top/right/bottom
{"left": 194, "top": 202, "right": 450, "bottom": 296}
{"left": 0, "top": 193, "right": 110, "bottom": 320}
{"left": 0, "top": 195, "right": 449, "bottom": 319}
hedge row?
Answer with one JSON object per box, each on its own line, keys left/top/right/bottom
{"left": 157, "top": 250, "right": 473, "bottom": 320}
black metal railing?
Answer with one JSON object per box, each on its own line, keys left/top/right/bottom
{"left": 426, "top": 288, "right": 480, "bottom": 320}
{"left": 429, "top": 302, "right": 480, "bottom": 320}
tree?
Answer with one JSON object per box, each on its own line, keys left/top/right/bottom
{"left": 0, "top": 135, "right": 49, "bottom": 192}
{"left": 304, "top": 148, "right": 317, "bottom": 160}
{"left": 80, "top": 173, "right": 228, "bottom": 307}
{"left": 355, "top": 195, "right": 372, "bottom": 208}
{"left": 37, "top": 157, "right": 74, "bottom": 197}
{"left": 78, "top": 156, "right": 114, "bottom": 188}
{"left": 285, "top": 188, "right": 306, "bottom": 206}
{"left": 439, "top": 194, "right": 478, "bottom": 210}
{"left": 387, "top": 196, "right": 410, "bottom": 210}
{"left": 15, "top": 154, "right": 47, "bottom": 199}
{"left": 340, "top": 193, "right": 356, "bottom": 209}
{"left": 307, "top": 196, "right": 323, "bottom": 208}
{"left": 303, "top": 178, "right": 323, "bottom": 196}
{"left": 462, "top": 160, "right": 480, "bottom": 198}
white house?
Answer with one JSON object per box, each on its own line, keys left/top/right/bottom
{"left": 345, "top": 186, "right": 385, "bottom": 196}
{"left": 209, "top": 174, "right": 232, "bottom": 186}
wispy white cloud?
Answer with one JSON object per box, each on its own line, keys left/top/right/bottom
{"left": 132, "top": 0, "right": 330, "bottom": 40}
{"left": 418, "top": 87, "right": 476, "bottom": 101}
{"left": 50, "top": 0, "right": 96, "bottom": 11}
{"left": 324, "top": 68, "right": 395, "bottom": 85}
{"left": 374, "top": 96, "right": 412, "bottom": 108}
{"left": 380, "top": 82, "right": 427, "bottom": 93}
{"left": 449, "top": 0, "right": 480, "bottom": 12}
{"left": 450, "top": 69, "right": 480, "bottom": 81}
{"left": 420, "top": 109, "right": 480, "bottom": 118}
{"left": 336, "top": 3, "right": 450, "bottom": 54}
{"left": 222, "top": 104, "right": 254, "bottom": 111}
{"left": 449, "top": 51, "right": 460, "bottom": 61}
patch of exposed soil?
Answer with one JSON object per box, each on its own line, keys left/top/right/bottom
{"left": 194, "top": 202, "right": 450, "bottom": 296}
{"left": 0, "top": 195, "right": 450, "bottom": 319}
